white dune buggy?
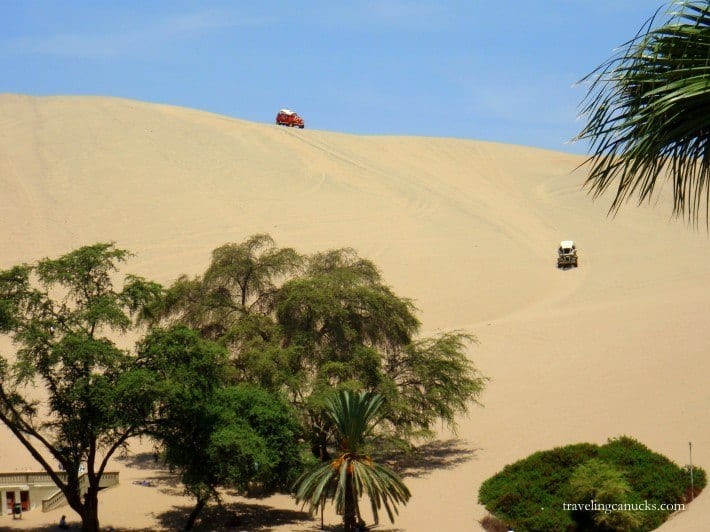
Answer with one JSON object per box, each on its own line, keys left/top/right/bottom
{"left": 557, "top": 240, "right": 578, "bottom": 268}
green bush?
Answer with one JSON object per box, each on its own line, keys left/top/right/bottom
{"left": 479, "top": 443, "right": 597, "bottom": 531}
{"left": 479, "top": 437, "right": 705, "bottom": 532}
{"left": 567, "top": 459, "right": 643, "bottom": 530}
{"left": 685, "top": 464, "right": 707, "bottom": 498}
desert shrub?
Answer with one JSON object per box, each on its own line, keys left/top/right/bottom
{"left": 567, "top": 458, "right": 643, "bottom": 530}
{"left": 599, "top": 437, "right": 683, "bottom": 500}
{"left": 596, "top": 436, "right": 699, "bottom": 530}
{"left": 479, "top": 437, "right": 705, "bottom": 532}
{"left": 684, "top": 464, "right": 707, "bottom": 499}
{"left": 479, "top": 443, "right": 597, "bottom": 531}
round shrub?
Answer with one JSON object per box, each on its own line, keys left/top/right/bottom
{"left": 479, "top": 436, "right": 705, "bottom": 532}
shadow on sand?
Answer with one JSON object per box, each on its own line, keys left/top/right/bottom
{"left": 151, "top": 502, "right": 313, "bottom": 531}
{"left": 9, "top": 440, "right": 473, "bottom": 531}
{"left": 150, "top": 502, "right": 406, "bottom": 532}
{"left": 7, "top": 517, "right": 405, "bottom": 532}
{"left": 380, "top": 438, "right": 478, "bottom": 479}
{"left": 5, "top": 504, "right": 311, "bottom": 532}
{"left": 114, "top": 451, "right": 160, "bottom": 470}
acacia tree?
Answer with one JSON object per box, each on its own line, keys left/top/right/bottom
{"left": 150, "top": 236, "right": 488, "bottom": 459}
{"left": 0, "top": 244, "right": 162, "bottom": 532}
{"left": 294, "top": 390, "right": 411, "bottom": 531}
{"left": 155, "top": 233, "right": 301, "bottom": 339}
{"left": 577, "top": 0, "right": 710, "bottom": 223}
{"left": 139, "top": 326, "right": 306, "bottom": 530}
{"left": 276, "top": 249, "right": 486, "bottom": 457}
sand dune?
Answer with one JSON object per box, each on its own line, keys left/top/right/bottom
{"left": 0, "top": 94, "right": 708, "bottom": 530}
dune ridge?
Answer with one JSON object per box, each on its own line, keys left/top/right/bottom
{"left": 0, "top": 94, "right": 708, "bottom": 530}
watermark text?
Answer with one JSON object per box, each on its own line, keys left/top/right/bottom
{"left": 563, "top": 500, "right": 685, "bottom": 514}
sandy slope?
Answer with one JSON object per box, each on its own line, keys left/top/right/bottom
{"left": 0, "top": 94, "right": 708, "bottom": 531}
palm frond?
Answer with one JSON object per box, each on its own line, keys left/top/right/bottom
{"left": 293, "top": 390, "right": 410, "bottom": 527}
{"left": 326, "top": 390, "right": 384, "bottom": 452}
{"left": 293, "top": 460, "right": 337, "bottom": 514}
{"left": 577, "top": 0, "right": 710, "bottom": 224}
{"left": 351, "top": 460, "right": 411, "bottom": 524}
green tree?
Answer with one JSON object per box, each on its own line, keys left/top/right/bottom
{"left": 154, "top": 233, "right": 301, "bottom": 338}
{"left": 577, "top": 1, "right": 710, "bottom": 223}
{"left": 151, "top": 237, "right": 487, "bottom": 459}
{"left": 0, "top": 243, "right": 162, "bottom": 532}
{"left": 294, "top": 390, "right": 411, "bottom": 532}
{"left": 140, "top": 326, "right": 306, "bottom": 530}
{"left": 275, "top": 248, "right": 420, "bottom": 457}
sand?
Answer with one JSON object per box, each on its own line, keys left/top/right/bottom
{"left": 0, "top": 94, "right": 707, "bottom": 530}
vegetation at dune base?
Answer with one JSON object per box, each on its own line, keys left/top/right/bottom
{"left": 146, "top": 233, "right": 488, "bottom": 460}
{"left": 294, "top": 390, "right": 411, "bottom": 532}
{"left": 0, "top": 243, "right": 163, "bottom": 532}
{"left": 577, "top": 0, "right": 710, "bottom": 225}
{"left": 0, "top": 245, "right": 309, "bottom": 532}
{"left": 138, "top": 326, "right": 309, "bottom": 530}
{"left": 0, "top": 236, "right": 486, "bottom": 531}
{"left": 478, "top": 436, "right": 706, "bottom": 532}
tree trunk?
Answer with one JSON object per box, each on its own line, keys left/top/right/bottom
{"left": 343, "top": 474, "right": 358, "bottom": 532}
{"left": 184, "top": 497, "right": 207, "bottom": 531}
{"left": 311, "top": 440, "right": 331, "bottom": 461}
{"left": 80, "top": 489, "right": 100, "bottom": 532}
{"left": 311, "top": 429, "right": 331, "bottom": 461}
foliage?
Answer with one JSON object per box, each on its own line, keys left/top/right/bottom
{"left": 294, "top": 390, "right": 411, "bottom": 531}
{"left": 577, "top": 0, "right": 710, "bottom": 224}
{"left": 210, "top": 384, "right": 306, "bottom": 492}
{"left": 479, "top": 443, "right": 596, "bottom": 531}
{"left": 154, "top": 234, "right": 301, "bottom": 338}
{"left": 140, "top": 326, "right": 307, "bottom": 530}
{"left": 149, "top": 235, "right": 487, "bottom": 456}
{"left": 597, "top": 436, "right": 706, "bottom": 529}
{"left": 383, "top": 332, "right": 485, "bottom": 442}
{"left": 0, "top": 243, "right": 162, "bottom": 532}
{"left": 479, "top": 436, "right": 705, "bottom": 531}
{"left": 568, "top": 459, "right": 642, "bottom": 530}
{"left": 685, "top": 463, "right": 707, "bottom": 498}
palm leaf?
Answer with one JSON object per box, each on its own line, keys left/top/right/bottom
{"left": 325, "top": 390, "right": 384, "bottom": 452}
{"left": 577, "top": 0, "right": 710, "bottom": 224}
{"left": 293, "top": 460, "right": 337, "bottom": 514}
{"left": 293, "top": 390, "right": 411, "bottom": 527}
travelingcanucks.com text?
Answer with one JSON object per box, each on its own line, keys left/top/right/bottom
{"left": 563, "top": 500, "right": 685, "bottom": 513}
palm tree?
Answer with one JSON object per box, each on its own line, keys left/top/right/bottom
{"left": 577, "top": 1, "right": 710, "bottom": 224}
{"left": 294, "top": 390, "right": 411, "bottom": 531}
